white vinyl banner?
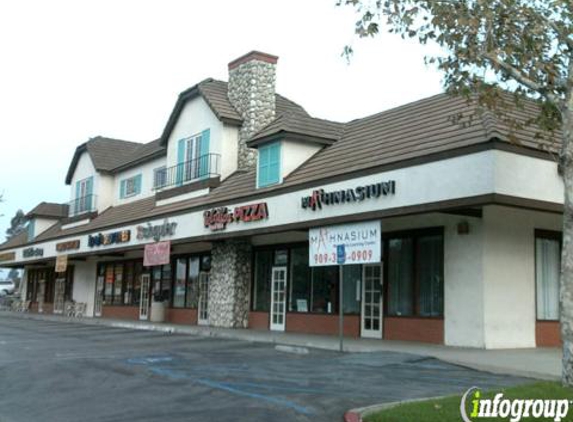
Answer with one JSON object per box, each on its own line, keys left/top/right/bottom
{"left": 309, "top": 221, "right": 381, "bottom": 267}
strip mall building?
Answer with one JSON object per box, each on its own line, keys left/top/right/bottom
{"left": 0, "top": 51, "right": 564, "bottom": 349}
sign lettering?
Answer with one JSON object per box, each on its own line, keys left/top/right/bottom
{"left": 88, "top": 230, "right": 131, "bottom": 247}
{"left": 301, "top": 181, "right": 396, "bottom": 211}
{"left": 309, "top": 221, "right": 381, "bottom": 267}
{"left": 56, "top": 240, "right": 80, "bottom": 252}
{"left": 0, "top": 252, "right": 15, "bottom": 262}
{"left": 204, "top": 202, "right": 269, "bottom": 231}
{"left": 23, "top": 247, "right": 44, "bottom": 258}
{"left": 136, "top": 220, "right": 177, "bottom": 242}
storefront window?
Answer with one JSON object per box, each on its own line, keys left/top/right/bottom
{"left": 418, "top": 235, "right": 443, "bottom": 317}
{"left": 387, "top": 238, "right": 414, "bottom": 316}
{"left": 386, "top": 230, "right": 444, "bottom": 318}
{"left": 186, "top": 257, "right": 200, "bottom": 308}
{"left": 289, "top": 247, "right": 310, "bottom": 312}
{"left": 104, "top": 265, "right": 114, "bottom": 304}
{"left": 253, "top": 250, "right": 273, "bottom": 312}
{"left": 113, "top": 264, "right": 124, "bottom": 305}
{"left": 311, "top": 266, "right": 339, "bottom": 313}
{"left": 173, "top": 259, "right": 187, "bottom": 308}
{"left": 161, "top": 264, "right": 172, "bottom": 303}
{"left": 536, "top": 232, "right": 561, "bottom": 321}
{"left": 124, "top": 262, "right": 134, "bottom": 305}
{"left": 342, "top": 266, "right": 361, "bottom": 314}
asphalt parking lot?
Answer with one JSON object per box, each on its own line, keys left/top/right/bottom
{"left": 0, "top": 316, "right": 527, "bottom": 422}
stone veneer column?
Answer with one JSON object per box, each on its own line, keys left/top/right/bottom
{"left": 227, "top": 51, "right": 278, "bottom": 170}
{"left": 208, "top": 239, "right": 252, "bottom": 328}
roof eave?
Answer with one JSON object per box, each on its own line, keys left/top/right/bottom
{"left": 247, "top": 131, "right": 337, "bottom": 148}
{"left": 64, "top": 143, "right": 88, "bottom": 185}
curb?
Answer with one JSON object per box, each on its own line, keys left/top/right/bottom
{"left": 344, "top": 395, "right": 451, "bottom": 422}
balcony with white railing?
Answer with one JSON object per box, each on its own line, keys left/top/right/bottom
{"left": 68, "top": 194, "right": 97, "bottom": 217}
{"left": 153, "top": 153, "right": 221, "bottom": 191}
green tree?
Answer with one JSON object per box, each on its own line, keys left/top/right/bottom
{"left": 338, "top": 0, "right": 573, "bottom": 385}
{"left": 6, "top": 209, "right": 27, "bottom": 240}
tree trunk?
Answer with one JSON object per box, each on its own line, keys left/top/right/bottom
{"left": 561, "top": 104, "right": 573, "bottom": 387}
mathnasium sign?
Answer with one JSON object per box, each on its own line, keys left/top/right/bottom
{"left": 308, "top": 221, "right": 381, "bottom": 267}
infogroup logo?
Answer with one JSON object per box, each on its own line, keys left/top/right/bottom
{"left": 460, "top": 387, "right": 571, "bottom": 422}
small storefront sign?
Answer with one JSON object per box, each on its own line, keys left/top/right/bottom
{"left": 136, "top": 220, "right": 177, "bottom": 242}
{"left": 55, "top": 255, "right": 68, "bottom": 273}
{"left": 56, "top": 240, "right": 80, "bottom": 252}
{"left": 88, "top": 230, "right": 131, "bottom": 247}
{"left": 203, "top": 202, "right": 269, "bottom": 231}
{"left": 309, "top": 221, "right": 381, "bottom": 267}
{"left": 23, "top": 247, "right": 44, "bottom": 258}
{"left": 144, "top": 241, "right": 171, "bottom": 267}
{"left": 0, "top": 252, "right": 15, "bottom": 262}
{"left": 301, "top": 181, "right": 396, "bottom": 211}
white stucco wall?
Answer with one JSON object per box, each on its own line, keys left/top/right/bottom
{"left": 69, "top": 152, "right": 114, "bottom": 213}
{"left": 72, "top": 259, "right": 97, "bottom": 317}
{"left": 33, "top": 217, "right": 59, "bottom": 238}
{"left": 113, "top": 157, "right": 165, "bottom": 206}
{"left": 495, "top": 151, "right": 562, "bottom": 203}
{"left": 482, "top": 205, "right": 561, "bottom": 349}
{"left": 165, "top": 97, "right": 229, "bottom": 177}
{"left": 281, "top": 140, "right": 322, "bottom": 180}
{"left": 221, "top": 124, "right": 239, "bottom": 180}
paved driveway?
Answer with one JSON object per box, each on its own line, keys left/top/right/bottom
{"left": 0, "top": 315, "right": 527, "bottom": 422}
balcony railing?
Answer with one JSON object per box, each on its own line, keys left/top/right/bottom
{"left": 68, "top": 194, "right": 97, "bottom": 217}
{"left": 153, "top": 153, "right": 221, "bottom": 191}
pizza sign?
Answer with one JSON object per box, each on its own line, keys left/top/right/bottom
{"left": 203, "top": 202, "right": 269, "bottom": 231}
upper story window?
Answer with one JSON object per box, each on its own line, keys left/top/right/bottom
{"left": 71, "top": 176, "right": 95, "bottom": 216}
{"left": 176, "top": 129, "right": 211, "bottom": 184}
{"left": 257, "top": 141, "right": 281, "bottom": 188}
{"left": 120, "top": 174, "right": 142, "bottom": 199}
{"left": 153, "top": 166, "right": 167, "bottom": 189}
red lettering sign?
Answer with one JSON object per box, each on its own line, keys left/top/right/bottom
{"left": 144, "top": 241, "right": 171, "bottom": 267}
{"left": 204, "top": 203, "right": 269, "bottom": 231}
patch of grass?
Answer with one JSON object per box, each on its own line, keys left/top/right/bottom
{"left": 364, "top": 382, "right": 573, "bottom": 422}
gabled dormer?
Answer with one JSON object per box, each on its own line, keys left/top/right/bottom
{"left": 156, "top": 80, "right": 241, "bottom": 203}
{"left": 25, "top": 202, "right": 68, "bottom": 241}
{"left": 247, "top": 113, "right": 344, "bottom": 188}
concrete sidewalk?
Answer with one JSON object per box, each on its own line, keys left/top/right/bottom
{"left": 2, "top": 311, "right": 561, "bottom": 381}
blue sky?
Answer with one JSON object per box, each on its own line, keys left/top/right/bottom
{"left": 0, "top": 0, "right": 443, "bottom": 255}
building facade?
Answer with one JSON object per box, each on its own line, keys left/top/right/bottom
{"left": 0, "top": 51, "right": 564, "bottom": 349}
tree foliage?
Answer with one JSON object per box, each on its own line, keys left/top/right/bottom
{"left": 6, "top": 209, "right": 27, "bottom": 240}
{"left": 338, "top": 0, "right": 573, "bottom": 386}
{"left": 340, "top": 0, "right": 571, "bottom": 144}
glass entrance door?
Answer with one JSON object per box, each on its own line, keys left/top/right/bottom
{"left": 94, "top": 276, "right": 104, "bottom": 317}
{"left": 53, "top": 278, "right": 65, "bottom": 314}
{"left": 361, "top": 264, "right": 383, "bottom": 339}
{"left": 139, "top": 274, "right": 151, "bottom": 321}
{"left": 198, "top": 272, "right": 209, "bottom": 325}
{"left": 270, "top": 266, "right": 287, "bottom": 331}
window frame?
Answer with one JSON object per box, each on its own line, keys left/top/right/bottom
{"left": 257, "top": 141, "right": 281, "bottom": 188}
{"left": 534, "top": 229, "right": 562, "bottom": 322}
{"left": 383, "top": 227, "right": 445, "bottom": 319}
{"left": 153, "top": 166, "right": 167, "bottom": 189}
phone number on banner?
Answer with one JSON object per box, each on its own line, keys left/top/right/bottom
{"left": 312, "top": 249, "right": 374, "bottom": 265}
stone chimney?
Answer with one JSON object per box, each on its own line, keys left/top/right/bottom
{"left": 227, "top": 51, "right": 278, "bottom": 170}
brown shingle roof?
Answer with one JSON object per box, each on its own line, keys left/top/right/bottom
{"left": 248, "top": 113, "right": 345, "bottom": 146}
{"left": 7, "top": 92, "right": 561, "bottom": 250}
{"left": 0, "top": 231, "right": 28, "bottom": 250}
{"left": 25, "top": 202, "right": 68, "bottom": 219}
